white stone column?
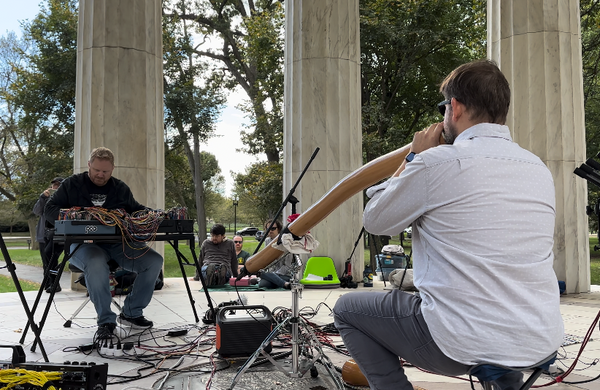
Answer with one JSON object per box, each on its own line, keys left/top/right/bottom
{"left": 74, "top": 0, "right": 164, "bottom": 211}
{"left": 488, "top": 0, "right": 589, "bottom": 293}
{"left": 284, "top": 0, "right": 364, "bottom": 279}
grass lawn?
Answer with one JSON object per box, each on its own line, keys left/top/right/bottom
{"left": 2, "top": 235, "right": 598, "bottom": 291}
{"left": 0, "top": 275, "right": 40, "bottom": 293}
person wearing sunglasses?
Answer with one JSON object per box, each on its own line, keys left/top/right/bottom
{"left": 233, "top": 235, "right": 250, "bottom": 272}
{"left": 334, "top": 60, "right": 563, "bottom": 390}
{"left": 257, "top": 219, "right": 293, "bottom": 289}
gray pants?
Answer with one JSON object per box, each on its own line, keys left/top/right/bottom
{"left": 333, "top": 289, "right": 470, "bottom": 390}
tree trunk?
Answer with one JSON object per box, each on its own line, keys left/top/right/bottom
{"left": 28, "top": 217, "right": 39, "bottom": 250}
{"left": 193, "top": 136, "right": 207, "bottom": 246}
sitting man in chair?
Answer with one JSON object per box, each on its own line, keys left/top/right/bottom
{"left": 45, "top": 147, "right": 164, "bottom": 339}
{"left": 333, "top": 60, "right": 564, "bottom": 390}
{"left": 197, "top": 224, "right": 238, "bottom": 286}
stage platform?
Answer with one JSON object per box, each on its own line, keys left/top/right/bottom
{"left": 0, "top": 265, "right": 599, "bottom": 389}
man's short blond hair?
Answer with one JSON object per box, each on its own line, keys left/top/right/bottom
{"left": 89, "top": 147, "right": 115, "bottom": 165}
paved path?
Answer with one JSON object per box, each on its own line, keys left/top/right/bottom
{"left": 0, "top": 251, "right": 71, "bottom": 287}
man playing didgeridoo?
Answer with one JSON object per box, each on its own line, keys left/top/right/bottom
{"left": 333, "top": 59, "right": 563, "bottom": 390}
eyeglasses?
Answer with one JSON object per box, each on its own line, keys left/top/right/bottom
{"left": 233, "top": 241, "right": 242, "bottom": 244}
{"left": 437, "top": 99, "right": 452, "bottom": 116}
{"left": 268, "top": 227, "right": 277, "bottom": 231}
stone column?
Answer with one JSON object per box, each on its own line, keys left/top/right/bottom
{"left": 284, "top": 0, "right": 364, "bottom": 279}
{"left": 488, "top": 0, "right": 589, "bottom": 293}
{"left": 74, "top": 0, "right": 164, "bottom": 211}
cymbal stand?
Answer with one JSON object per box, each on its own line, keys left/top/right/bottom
{"left": 228, "top": 254, "right": 344, "bottom": 390}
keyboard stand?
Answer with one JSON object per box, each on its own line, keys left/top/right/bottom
{"left": 19, "top": 233, "right": 208, "bottom": 352}
{"left": 0, "top": 233, "right": 50, "bottom": 361}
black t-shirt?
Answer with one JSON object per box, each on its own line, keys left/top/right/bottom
{"left": 84, "top": 173, "right": 113, "bottom": 207}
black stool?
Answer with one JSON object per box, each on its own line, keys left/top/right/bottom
{"left": 468, "top": 351, "right": 557, "bottom": 390}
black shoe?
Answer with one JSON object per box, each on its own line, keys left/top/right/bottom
{"left": 118, "top": 313, "right": 153, "bottom": 328}
{"left": 283, "top": 282, "right": 292, "bottom": 290}
{"left": 96, "top": 323, "right": 116, "bottom": 339}
{"left": 45, "top": 284, "right": 62, "bottom": 293}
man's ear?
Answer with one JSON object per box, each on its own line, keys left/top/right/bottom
{"left": 450, "top": 97, "right": 463, "bottom": 121}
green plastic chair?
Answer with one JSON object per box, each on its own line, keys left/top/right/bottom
{"left": 300, "top": 256, "right": 340, "bottom": 288}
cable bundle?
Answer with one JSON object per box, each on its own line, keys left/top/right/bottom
{"left": 58, "top": 206, "right": 188, "bottom": 257}
{"left": 0, "top": 368, "right": 62, "bottom": 390}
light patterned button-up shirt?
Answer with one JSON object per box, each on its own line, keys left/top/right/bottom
{"left": 364, "top": 123, "right": 564, "bottom": 366}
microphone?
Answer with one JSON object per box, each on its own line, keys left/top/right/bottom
{"left": 236, "top": 266, "right": 249, "bottom": 280}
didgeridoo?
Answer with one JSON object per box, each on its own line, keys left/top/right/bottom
{"left": 244, "top": 142, "right": 412, "bottom": 274}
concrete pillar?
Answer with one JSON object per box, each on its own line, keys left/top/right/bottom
{"left": 74, "top": 0, "right": 164, "bottom": 211}
{"left": 488, "top": 0, "right": 590, "bottom": 293}
{"left": 284, "top": 0, "right": 364, "bottom": 279}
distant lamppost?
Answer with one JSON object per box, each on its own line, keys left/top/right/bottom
{"left": 233, "top": 198, "right": 239, "bottom": 233}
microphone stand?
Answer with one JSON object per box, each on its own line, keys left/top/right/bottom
{"left": 228, "top": 254, "right": 344, "bottom": 390}
{"left": 238, "top": 147, "right": 320, "bottom": 279}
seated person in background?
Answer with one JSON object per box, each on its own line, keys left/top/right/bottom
{"left": 198, "top": 224, "right": 238, "bottom": 286}
{"left": 33, "top": 176, "right": 65, "bottom": 293}
{"left": 45, "top": 147, "right": 164, "bottom": 339}
{"left": 258, "top": 219, "right": 293, "bottom": 290}
{"left": 234, "top": 235, "right": 250, "bottom": 272}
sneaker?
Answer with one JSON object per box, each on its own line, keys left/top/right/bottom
{"left": 45, "top": 284, "right": 62, "bottom": 293}
{"left": 96, "top": 323, "right": 116, "bottom": 339}
{"left": 118, "top": 313, "right": 153, "bottom": 328}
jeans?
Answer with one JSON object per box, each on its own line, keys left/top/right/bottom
{"left": 258, "top": 272, "right": 290, "bottom": 289}
{"left": 69, "top": 242, "right": 163, "bottom": 325}
{"left": 333, "top": 289, "right": 470, "bottom": 390}
{"left": 200, "top": 265, "right": 231, "bottom": 284}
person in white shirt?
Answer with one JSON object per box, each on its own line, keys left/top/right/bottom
{"left": 333, "top": 59, "right": 564, "bottom": 390}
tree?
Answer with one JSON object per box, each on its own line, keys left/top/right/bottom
{"left": 581, "top": 0, "right": 600, "bottom": 231}
{"left": 163, "top": 2, "right": 227, "bottom": 238}
{"left": 233, "top": 161, "right": 283, "bottom": 224}
{"left": 0, "top": 0, "right": 76, "bottom": 244}
{"left": 360, "top": 0, "right": 487, "bottom": 161}
{"left": 164, "top": 0, "right": 285, "bottom": 162}
{"left": 583, "top": 0, "right": 600, "bottom": 157}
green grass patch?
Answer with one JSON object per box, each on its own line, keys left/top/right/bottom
{"left": 3, "top": 249, "right": 44, "bottom": 267}
{"left": 0, "top": 275, "right": 40, "bottom": 293}
{"left": 4, "top": 236, "right": 596, "bottom": 284}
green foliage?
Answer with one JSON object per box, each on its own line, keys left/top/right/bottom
{"left": 234, "top": 161, "right": 283, "bottom": 223}
{"left": 580, "top": 1, "right": 600, "bottom": 230}
{"left": 583, "top": 0, "right": 600, "bottom": 157}
{"left": 360, "top": 0, "right": 487, "bottom": 160}
{"left": 238, "top": 2, "right": 285, "bottom": 161}
{"left": 163, "top": 2, "right": 228, "bottom": 236}
{"left": 164, "top": 0, "right": 285, "bottom": 162}
{"left": 0, "top": 200, "right": 30, "bottom": 231}
{"left": 0, "top": 0, "right": 75, "bottom": 218}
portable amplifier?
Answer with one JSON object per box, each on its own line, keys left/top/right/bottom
{"left": 215, "top": 305, "right": 272, "bottom": 358}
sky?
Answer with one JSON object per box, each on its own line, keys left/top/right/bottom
{"left": 0, "top": 0, "right": 264, "bottom": 197}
